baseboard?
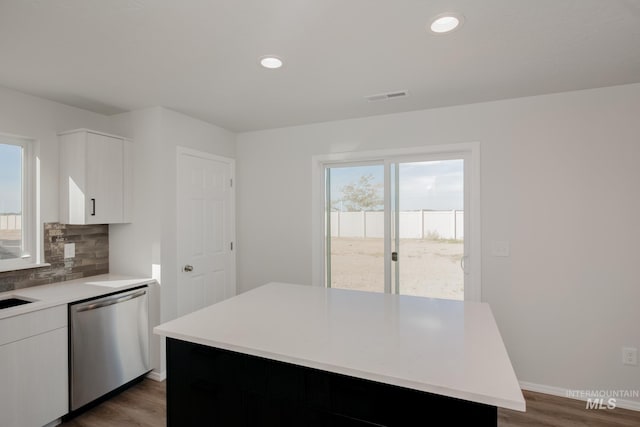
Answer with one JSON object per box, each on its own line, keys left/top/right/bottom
{"left": 146, "top": 369, "right": 166, "bottom": 382}
{"left": 520, "top": 381, "right": 640, "bottom": 412}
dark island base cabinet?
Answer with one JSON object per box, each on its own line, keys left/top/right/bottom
{"left": 167, "top": 338, "right": 497, "bottom": 427}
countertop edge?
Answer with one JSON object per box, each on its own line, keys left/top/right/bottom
{"left": 0, "top": 274, "right": 156, "bottom": 320}
{"left": 155, "top": 328, "right": 527, "bottom": 412}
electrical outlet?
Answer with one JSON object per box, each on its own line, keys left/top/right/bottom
{"left": 64, "top": 243, "right": 75, "bottom": 259}
{"left": 622, "top": 347, "right": 638, "bottom": 366}
{"left": 491, "top": 241, "right": 510, "bottom": 257}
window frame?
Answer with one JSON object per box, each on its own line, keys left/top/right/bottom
{"left": 311, "top": 142, "right": 482, "bottom": 301}
{"left": 0, "top": 133, "right": 38, "bottom": 272}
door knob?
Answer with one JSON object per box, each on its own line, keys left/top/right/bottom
{"left": 183, "top": 265, "right": 194, "bottom": 272}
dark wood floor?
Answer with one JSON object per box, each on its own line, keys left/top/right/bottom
{"left": 499, "top": 390, "right": 640, "bottom": 427}
{"left": 60, "top": 379, "right": 166, "bottom": 427}
{"left": 61, "top": 379, "right": 640, "bottom": 427}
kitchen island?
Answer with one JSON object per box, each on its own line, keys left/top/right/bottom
{"left": 154, "top": 282, "right": 525, "bottom": 426}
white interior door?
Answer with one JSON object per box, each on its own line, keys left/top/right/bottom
{"left": 177, "top": 148, "right": 235, "bottom": 316}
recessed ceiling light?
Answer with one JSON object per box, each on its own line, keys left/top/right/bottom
{"left": 429, "top": 13, "right": 464, "bottom": 34}
{"left": 260, "top": 56, "right": 283, "bottom": 69}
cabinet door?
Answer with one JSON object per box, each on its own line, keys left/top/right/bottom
{"left": 86, "top": 132, "right": 124, "bottom": 224}
{"left": 0, "top": 327, "right": 68, "bottom": 427}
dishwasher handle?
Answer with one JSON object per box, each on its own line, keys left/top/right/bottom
{"left": 74, "top": 289, "right": 147, "bottom": 313}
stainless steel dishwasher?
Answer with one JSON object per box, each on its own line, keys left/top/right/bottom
{"left": 69, "top": 286, "right": 150, "bottom": 411}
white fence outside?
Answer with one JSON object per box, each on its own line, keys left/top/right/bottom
{"left": 330, "top": 210, "right": 463, "bottom": 240}
{"left": 0, "top": 214, "right": 21, "bottom": 231}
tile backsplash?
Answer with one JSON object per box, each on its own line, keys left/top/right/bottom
{"left": 0, "top": 222, "right": 108, "bottom": 293}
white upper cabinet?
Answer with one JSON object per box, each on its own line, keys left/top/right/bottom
{"left": 59, "top": 129, "right": 133, "bottom": 224}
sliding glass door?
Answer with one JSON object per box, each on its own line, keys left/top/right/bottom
{"left": 325, "top": 163, "right": 385, "bottom": 293}
{"left": 325, "top": 156, "right": 468, "bottom": 301}
{"left": 391, "top": 159, "right": 465, "bottom": 299}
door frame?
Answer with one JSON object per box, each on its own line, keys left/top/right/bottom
{"left": 311, "top": 142, "right": 481, "bottom": 301}
{"left": 176, "top": 146, "right": 237, "bottom": 306}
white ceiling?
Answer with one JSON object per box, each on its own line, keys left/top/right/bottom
{"left": 1, "top": 0, "right": 639, "bottom": 132}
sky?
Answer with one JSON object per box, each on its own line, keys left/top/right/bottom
{"left": 328, "top": 160, "right": 463, "bottom": 211}
{"left": 0, "top": 143, "right": 22, "bottom": 214}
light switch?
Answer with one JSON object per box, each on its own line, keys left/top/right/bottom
{"left": 64, "top": 243, "right": 75, "bottom": 259}
{"left": 491, "top": 241, "right": 510, "bottom": 257}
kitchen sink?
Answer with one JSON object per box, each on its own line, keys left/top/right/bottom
{"left": 0, "top": 297, "right": 33, "bottom": 310}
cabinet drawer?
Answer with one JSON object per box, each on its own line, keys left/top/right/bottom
{"left": 0, "top": 305, "right": 67, "bottom": 346}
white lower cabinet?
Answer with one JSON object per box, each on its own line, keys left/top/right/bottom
{"left": 0, "top": 306, "right": 68, "bottom": 427}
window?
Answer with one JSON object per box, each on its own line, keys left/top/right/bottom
{"left": 312, "top": 143, "right": 481, "bottom": 301}
{"left": 0, "top": 135, "right": 34, "bottom": 269}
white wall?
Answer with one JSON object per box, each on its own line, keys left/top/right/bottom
{"left": 0, "top": 86, "right": 111, "bottom": 260}
{"left": 236, "top": 84, "right": 640, "bottom": 404}
{"left": 109, "top": 107, "right": 235, "bottom": 374}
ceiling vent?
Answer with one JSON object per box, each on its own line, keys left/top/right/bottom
{"left": 365, "top": 90, "right": 409, "bottom": 102}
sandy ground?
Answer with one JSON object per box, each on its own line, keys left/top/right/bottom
{"left": 330, "top": 237, "right": 464, "bottom": 300}
{"left": 0, "top": 230, "right": 21, "bottom": 260}
{"left": 0, "top": 230, "right": 20, "bottom": 240}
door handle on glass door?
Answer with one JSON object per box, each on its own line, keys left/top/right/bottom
{"left": 391, "top": 252, "right": 398, "bottom": 262}
{"left": 183, "top": 265, "right": 194, "bottom": 272}
{"left": 460, "top": 256, "right": 469, "bottom": 274}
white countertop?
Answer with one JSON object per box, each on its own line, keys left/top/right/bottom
{"left": 0, "top": 274, "right": 155, "bottom": 320}
{"left": 154, "top": 282, "right": 526, "bottom": 412}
